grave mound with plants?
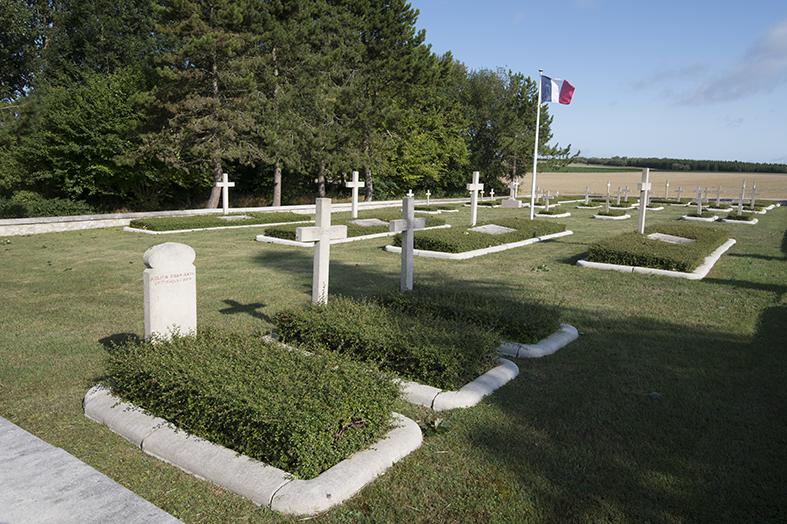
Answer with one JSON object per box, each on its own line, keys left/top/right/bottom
{"left": 273, "top": 296, "right": 500, "bottom": 390}
{"left": 595, "top": 209, "right": 627, "bottom": 217}
{"left": 102, "top": 329, "right": 398, "bottom": 479}
{"left": 724, "top": 212, "right": 757, "bottom": 221}
{"left": 129, "top": 212, "right": 308, "bottom": 231}
{"left": 414, "top": 204, "right": 462, "bottom": 211}
{"left": 263, "top": 210, "right": 445, "bottom": 240}
{"left": 684, "top": 211, "right": 718, "bottom": 218}
{"left": 377, "top": 288, "right": 561, "bottom": 344}
{"left": 535, "top": 206, "right": 567, "bottom": 215}
{"left": 586, "top": 223, "right": 729, "bottom": 272}
{"left": 392, "top": 217, "right": 565, "bottom": 253}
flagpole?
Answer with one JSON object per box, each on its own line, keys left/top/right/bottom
{"left": 529, "top": 69, "right": 543, "bottom": 220}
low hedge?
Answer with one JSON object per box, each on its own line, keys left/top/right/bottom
{"left": 685, "top": 211, "right": 718, "bottom": 218}
{"left": 103, "top": 330, "right": 398, "bottom": 479}
{"left": 129, "top": 212, "right": 308, "bottom": 231}
{"left": 725, "top": 212, "right": 756, "bottom": 221}
{"left": 264, "top": 211, "right": 444, "bottom": 241}
{"left": 586, "top": 222, "right": 728, "bottom": 272}
{"left": 274, "top": 296, "right": 500, "bottom": 390}
{"left": 707, "top": 203, "right": 732, "bottom": 209}
{"left": 377, "top": 288, "right": 561, "bottom": 344}
{"left": 649, "top": 198, "right": 687, "bottom": 204}
{"left": 393, "top": 217, "right": 565, "bottom": 253}
{"left": 414, "top": 204, "right": 462, "bottom": 211}
{"left": 535, "top": 206, "right": 567, "bottom": 215}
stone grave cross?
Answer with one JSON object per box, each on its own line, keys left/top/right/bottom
{"left": 389, "top": 197, "right": 426, "bottom": 292}
{"left": 143, "top": 242, "right": 197, "bottom": 341}
{"left": 675, "top": 186, "right": 683, "bottom": 202}
{"left": 295, "top": 198, "right": 348, "bottom": 305}
{"left": 637, "top": 168, "right": 651, "bottom": 234}
{"left": 703, "top": 187, "right": 710, "bottom": 205}
{"left": 750, "top": 183, "right": 758, "bottom": 210}
{"left": 544, "top": 190, "right": 552, "bottom": 211}
{"left": 695, "top": 186, "right": 703, "bottom": 215}
{"left": 511, "top": 179, "right": 519, "bottom": 198}
{"left": 406, "top": 189, "right": 414, "bottom": 198}
{"left": 604, "top": 186, "right": 611, "bottom": 213}
{"left": 584, "top": 185, "right": 591, "bottom": 205}
{"left": 616, "top": 186, "right": 622, "bottom": 206}
{"left": 345, "top": 170, "right": 365, "bottom": 219}
{"left": 624, "top": 185, "right": 630, "bottom": 202}
{"left": 481, "top": 189, "right": 486, "bottom": 200}
{"left": 425, "top": 190, "right": 431, "bottom": 205}
{"left": 665, "top": 180, "right": 670, "bottom": 199}
{"left": 490, "top": 188, "right": 495, "bottom": 200}
{"left": 467, "top": 171, "right": 484, "bottom": 226}
{"left": 716, "top": 185, "right": 722, "bottom": 207}
{"left": 737, "top": 180, "right": 746, "bottom": 214}
{"left": 216, "top": 172, "right": 235, "bottom": 215}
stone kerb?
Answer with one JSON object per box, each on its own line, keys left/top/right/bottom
{"left": 398, "top": 358, "right": 519, "bottom": 411}
{"left": 497, "top": 324, "right": 579, "bottom": 359}
{"left": 143, "top": 243, "right": 197, "bottom": 341}
{"left": 83, "top": 386, "right": 422, "bottom": 516}
{"left": 592, "top": 213, "right": 631, "bottom": 221}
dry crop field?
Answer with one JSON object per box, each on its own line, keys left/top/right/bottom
{"left": 535, "top": 171, "right": 787, "bottom": 199}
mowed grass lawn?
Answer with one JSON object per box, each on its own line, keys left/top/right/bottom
{"left": 1, "top": 203, "right": 785, "bottom": 523}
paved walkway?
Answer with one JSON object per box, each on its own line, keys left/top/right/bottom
{"left": 0, "top": 417, "right": 180, "bottom": 524}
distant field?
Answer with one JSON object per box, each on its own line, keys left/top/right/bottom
{"left": 529, "top": 171, "right": 787, "bottom": 199}
{"left": 543, "top": 166, "right": 637, "bottom": 173}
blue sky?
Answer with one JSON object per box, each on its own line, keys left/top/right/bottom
{"left": 410, "top": 0, "right": 787, "bottom": 163}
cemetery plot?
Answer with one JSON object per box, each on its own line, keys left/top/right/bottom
{"left": 125, "top": 212, "right": 310, "bottom": 234}
{"left": 414, "top": 204, "right": 462, "bottom": 213}
{"left": 86, "top": 330, "right": 421, "bottom": 515}
{"left": 385, "top": 217, "right": 571, "bottom": 260}
{"left": 534, "top": 206, "right": 571, "bottom": 218}
{"left": 256, "top": 208, "right": 448, "bottom": 247}
{"left": 722, "top": 212, "right": 759, "bottom": 225}
{"left": 593, "top": 208, "right": 631, "bottom": 220}
{"left": 273, "top": 296, "right": 519, "bottom": 410}
{"left": 578, "top": 223, "right": 734, "bottom": 280}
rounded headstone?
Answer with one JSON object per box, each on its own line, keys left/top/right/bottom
{"left": 143, "top": 242, "right": 196, "bottom": 270}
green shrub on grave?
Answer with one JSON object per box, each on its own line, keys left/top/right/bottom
{"left": 377, "top": 287, "right": 561, "bottom": 344}
{"left": 586, "top": 222, "right": 728, "bottom": 272}
{"left": 535, "top": 206, "right": 567, "bottom": 215}
{"left": 685, "top": 211, "right": 718, "bottom": 218}
{"left": 129, "top": 212, "right": 308, "bottom": 231}
{"left": 264, "top": 212, "right": 445, "bottom": 240}
{"left": 708, "top": 203, "right": 732, "bottom": 209}
{"left": 414, "top": 204, "right": 462, "bottom": 211}
{"left": 274, "top": 296, "right": 500, "bottom": 390}
{"left": 595, "top": 209, "right": 627, "bottom": 217}
{"left": 393, "top": 217, "right": 565, "bottom": 253}
{"left": 724, "top": 212, "right": 756, "bottom": 221}
{"left": 103, "top": 330, "right": 398, "bottom": 479}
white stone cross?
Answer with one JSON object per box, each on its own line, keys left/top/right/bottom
{"left": 738, "top": 180, "right": 746, "bottom": 213}
{"left": 143, "top": 242, "right": 197, "bottom": 341}
{"left": 406, "top": 189, "right": 415, "bottom": 198}
{"left": 637, "top": 168, "right": 651, "bottom": 234}
{"left": 425, "top": 190, "right": 431, "bottom": 205}
{"left": 544, "top": 190, "right": 552, "bottom": 211}
{"left": 585, "top": 185, "right": 591, "bottom": 205}
{"left": 467, "top": 171, "right": 484, "bottom": 226}
{"left": 510, "top": 179, "right": 519, "bottom": 198}
{"left": 750, "top": 183, "right": 758, "bottom": 209}
{"left": 481, "top": 189, "right": 486, "bottom": 200}
{"left": 695, "top": 186, "right": 703, "bottom": 215}
{"left": 389, "top": 197, "right": 426, "bottom": 292}
{"left": 624, "top": 185, "right": 630, "bottom": 202}
{"left": 490, "top": 188, "right": 495, "bottom": 199}
{"left": 216, "top": 172, "right": 235, "bottom": 215}
{"left": 665, "top": 180, "right": 670, "bottom": 199}
{"left": 296, "top": 198, "right": 347, "bottom": 305}
{"left": 345, "top": 170, "right": 365, "bottom": 219}
{"left": 703, "top": 187, "right": 710, "bottom": 205}
{"left": 676, "top": 186, "right": 683, "bottom": 202}
{"left": 604, "top": 187, "right": 611, "bottom": 213}
{"left": 616, "top": 186, "right": 622, "bottom": 206}
{"left": 716, "top": 185, "right": 722, "bottom": 207}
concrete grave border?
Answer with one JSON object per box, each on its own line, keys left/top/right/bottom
{"left": 592, "top": 213, "right": 631, "bottom": 221}
{"left": 384, "top": 230, "right": 573, "bottom": 260}
{"left": 707, "top": 207, "right": 733, "bottom": 213}
{"left": 398, "top": 358, "right": 519, "bottom": 411}
{"left": 608, "top": 205, "right": 637, "bottom": 210}
{"left": 256, "top": 224, "right": 451, "bottom": 247}
{"left": 721, "top": 217, "right": 758, "bottom": 225}
{"left": 576, "top": 238, "right": 736, "bottom": 280}
{"left": 741, "top": 209, "right": 767, "bottom": 215}
{"left": 681, "top": 215, "right": 719, "bottom": 222}
{"left": 644, "top": 206, "right": 665, "bottom": 211}
{"left": 124, "top": 220, "right": 313, "bottom": 235}
{"left": 535, "top": 212, "right": 571, "bottom": 218}
{"left": 83, "top": 386, "right": 422, "bottom": 516}
{"left": 497, "top": 324, "right": 580, "bottom": 359}
{"left": 576, "top": 204, "right": 602, "bottom": 209}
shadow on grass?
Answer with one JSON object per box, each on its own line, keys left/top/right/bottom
{"left": 98, "top": 333, "right": 140, "bottom": 350}
{"left": 218, "top": 299, "right": 272, "bottom": 323}
{"left": 467, "top": 304, "right": 787, "bottom": 522}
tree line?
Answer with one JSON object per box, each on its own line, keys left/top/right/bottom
{"left": 0, "top": 0, "right": 572, "bottom": 212}
{"left": 577, "top": 156, "right": 787, "bottom": 174}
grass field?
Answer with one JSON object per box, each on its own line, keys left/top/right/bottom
{"left": 1, "top": 203, "right": 786, "bottom": 522}
{"left": 529, "top": 170, "right": 787, "bottom": 199}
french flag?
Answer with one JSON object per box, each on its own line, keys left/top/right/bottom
{"left": 541, "top": 75, "right": 575, "bottom": 105}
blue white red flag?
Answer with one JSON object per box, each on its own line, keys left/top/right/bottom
{"left": 541, "top": 75, "right": 575, "bottom": 104}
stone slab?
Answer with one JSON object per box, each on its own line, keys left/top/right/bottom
{"left": 0, "top": 416, "right": 180, "bottom": 524}
{"left": 500, "top": 198, "right": 522, "bottom": 208}
{"left": 681, "top": 215, "right": 719, "bottom": 222}
{"left": 497, "top": 324, "right": 579, "bottom": 359}
{"left": 647, "top": 233, "right": 696, "bottom": 245}
{"left": 576, "top": 205, "right": 602, "bottom": 209}
{"left": 469, "top": 224, "right": 517, "bottom": 235}
{"left": 383, "top": 230, "right": 573, "bottom": 260}
{"left": 83, "top": 388, "right": 422, "bottom": 516}
{"left": 721, "top": 218, "right": 758, "bottom": 225}
{"left": 534, "top": 212, "right": 571, "bottom": 218}
{"left": 350, "top": 218, "right": 389, "bottom": 227}
{"left": 577, "top": 239, "right": 736, "bottom": 280}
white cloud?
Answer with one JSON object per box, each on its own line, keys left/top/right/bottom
{"left": 685, "top": 19, "right": 787, "bottom": 104}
